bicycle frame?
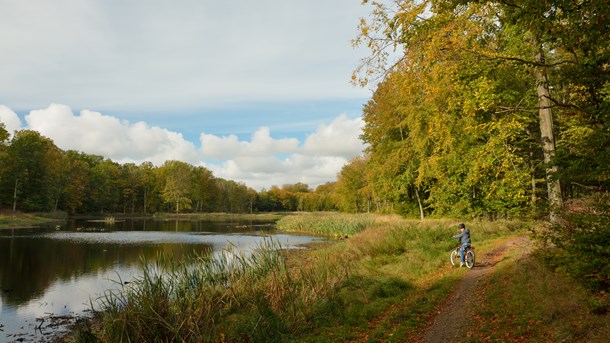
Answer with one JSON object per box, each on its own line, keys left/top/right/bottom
{"left": 450, "top": 244, "right": 475, "bottom": 269}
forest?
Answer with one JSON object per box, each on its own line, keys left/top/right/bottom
{"left": 0, "top": 125, "right": 344, "bottom": 214}
{"left": 1, "top": 0, "right": 609, "bottom": 221}
{"left": 346, "top": 0, "right": 610, "bottom": 220}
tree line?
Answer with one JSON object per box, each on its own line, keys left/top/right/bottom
{"left": 0, "top": 126, "right": 345, "bottom": 214}
{"left": 341, "top": 0, "right": 609, "bottom": 220}
{"left": 3, "top": 1, "right": 608, "bottom": 220}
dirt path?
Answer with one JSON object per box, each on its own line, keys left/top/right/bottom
{"left": 418, "top": 235, "right": 531, "bottom": 343}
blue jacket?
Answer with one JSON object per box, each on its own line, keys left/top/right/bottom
{"left": 453, "top": 228, "right": 471, "bottom": 245}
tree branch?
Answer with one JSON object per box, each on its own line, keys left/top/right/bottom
{"left": 463, "top": 48, "right": 576, "bottom": 68}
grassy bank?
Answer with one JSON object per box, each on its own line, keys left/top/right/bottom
{"left": 70, "top": 214, "right": 532, "bottom": 342}
{"left": 48, "top": 212, "right": 608, "bottom": 342}
{"left": 466, "top": 245, "right": 609, "bottom": 342}
{"left": 0, "top": 211, "right": 67, "bottom": 228}
{"left": 0, "top": 211, "right": 281, "bottom": 229}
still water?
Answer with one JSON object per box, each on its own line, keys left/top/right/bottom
{"left": 0, "top": 218, "right": 322, "bottom": 342}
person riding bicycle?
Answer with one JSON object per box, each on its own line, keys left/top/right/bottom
{"left": 453, "top": 223, "right": 471, "bottom": 267}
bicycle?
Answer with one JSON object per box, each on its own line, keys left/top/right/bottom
{"left": 450, "top": 244, "right": 475, "bottom": 269}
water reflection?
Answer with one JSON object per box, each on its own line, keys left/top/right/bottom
{"left": 0, "top": 219, "right": 321, "bottom": 342}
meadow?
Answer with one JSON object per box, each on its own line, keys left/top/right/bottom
{"left": 69, "top": 213, "right": 608, "bottom": 342}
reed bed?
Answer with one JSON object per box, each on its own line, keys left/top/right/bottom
{"left": 276, "top": 212, "right": 376, "bottom": 238}
{"left": 84, "top": 238, "right": 352, "bottom": 342}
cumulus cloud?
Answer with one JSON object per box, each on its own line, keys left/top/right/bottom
{"left": 303, "top": 114, "right": 365, "bottom": 156}
{"left": 24, "top": 104, "right": 199, "bottom": 165}
{"left": 200, "top": 127, "right": 299, "bottom": 159}
{"left": 0, "top": 105, "right": 22, "bottom": 136}
{"left": 2, "top": 104, "right": 365, "bottom": 190}
{"left": 199, "top": 133, "right": 242, "bottom": 159}
{"left": 201, "top": 114, "right": 366, "bottom": 190}
{"left": 0, "top": 0, "right": 377, "bottom": 190}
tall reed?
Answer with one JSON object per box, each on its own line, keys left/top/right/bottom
{"left": 276, "top": 212, "right": 376, "bottom": 238}
{"left": 88, "top": 238, "right": 352, "bottom": 342}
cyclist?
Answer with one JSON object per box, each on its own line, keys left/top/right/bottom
{"left": 453, "top": 223, "right": 471, "bottom": 267}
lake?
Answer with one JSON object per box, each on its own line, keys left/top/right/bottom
{"left": 0, "top": 218, "right": 323, "bottom": 342}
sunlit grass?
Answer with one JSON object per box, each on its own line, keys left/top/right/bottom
{"left": 467, "top": 248, "right": 610, "bottom": 342}
{"left": 91, "top": 240, "right": 296, "bottom": 342}
{"left": 74, "top": 214, "right": 533, "bottom": 342}
{"left": 276, "top": 212, "right": 376, "bottom": 238}
{"left": 0, "top": 211, "right": 66, "bottom": 227}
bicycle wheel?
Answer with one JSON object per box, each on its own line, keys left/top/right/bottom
{"left": 450, "top": 249, "right": 460, "bottom": 266}
{"left": 465, "top": 250, "right": 475, "bottom": 269}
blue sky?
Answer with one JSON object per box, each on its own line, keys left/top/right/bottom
{"left": 0, "top": 0, "right": 381, "bottom": 190}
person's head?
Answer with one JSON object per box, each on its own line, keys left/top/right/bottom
{"left": 458, "top": 223, "right": 465, "bottom": 231}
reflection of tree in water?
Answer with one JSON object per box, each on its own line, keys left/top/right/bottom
{"left": 68, "top": 218, "right": 275, "bottom": 234}
{"left": 0, "top": 237, "right": 212, "bottom": 306}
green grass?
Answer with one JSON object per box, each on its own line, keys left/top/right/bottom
{"left": 0, "top": 211, "right": 67, "bottom": 228}
{"left": 69, "top": 214, "right": 534, "bottom": 342}
{"left": 276, "top": 212, "right": 377, "bottom": 238}
{"left": 466, "top": 247, "right": 610, "bottom": 342}
{"left": 294, "top": 218, "right": 532, "bottom": 341}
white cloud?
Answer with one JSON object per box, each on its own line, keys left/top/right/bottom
{"left": 0, "top": 0, "right": 376, "bottom": 189}
{"left": 0, "top": 105, "right": 22, "bottom": 136}
{"left": 201, "top": 114, "right": 366, "bottom": 189}
{"left": 1, "top": 104, "right": 366, "bottom": 190}
{"left": 24, "top": 104, "right": 199, "bottom": 165}
{"left": 303, "top": 114, "right": 365, "bottom": 156}
{"left": 200, "top": 127, "right": 299, "bottom": 159}
{"left": 200, "top": 133, "right": 242, "bottom": 159}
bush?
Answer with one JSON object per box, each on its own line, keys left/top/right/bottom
{"left": 534, "top": 195, "right": 610, "bottom": 292}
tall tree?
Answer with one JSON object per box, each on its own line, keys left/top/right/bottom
{"left": 60, "top": 151, "right": 91, "bottom": 214}
{"left": 139, "top": 161, "right": 158, "bottom": 214}
{"left": 159, "top": 160, "right": 193, "bottom": 213}
{"left": 0, "top": 123, "right": 8, "bottom": 209}
{"left": 354, "top": 0, "right": 609, "bottom": 220}
{"left": 1, "top": 130, "right": 61, "bottom": 211}
{"left": 191, "top": 166, "right": 217, "bottom": 212}
{"left": 0, "top": 122, "right": 8, "bottom": 143}
{"left": 335, "top": 156, "right": 371, "bottom": 213}
{"left": 120, "top": 163, "right": 142, "bottom": 214}
{"left": 89, "top": 159, "right": 122, "bottom": 213}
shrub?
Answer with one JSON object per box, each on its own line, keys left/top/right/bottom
{"left": 534, "top": 195, "right": 610, "bottom": 292}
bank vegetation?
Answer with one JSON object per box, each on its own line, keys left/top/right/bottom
{"left": 68, "top": 211, "right": 608, "bottom": 342}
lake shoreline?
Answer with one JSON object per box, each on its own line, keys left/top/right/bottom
{"left": 0, "top": 211, "right": 287, "bottom": 230}
{"left": 0, "top": 212, "right": 66, "bottom": 229}
{"left": 0, "top": 214, "right": 313, "bottom": 342}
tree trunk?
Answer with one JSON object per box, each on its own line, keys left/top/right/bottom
{"left": 534, "top": 51, "right": 563, "bottom": 222}
{"left": 415, "top": 187, "right": 424, "bottom": 220}
{"left": 143, "top": 188, "right": 148, "bottom": 215}
{"left": 12, "top": 179, "right": 18, "bottom": 212}
{"left": 54, "top": 184, "right": 62, "bottom": 212}
{"left": 530, "top": 152, "right": 537, "bottom": 209}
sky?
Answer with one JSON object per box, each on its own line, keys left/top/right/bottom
{"left": 0, "top": 0, "right": 379, "bottom": 190}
